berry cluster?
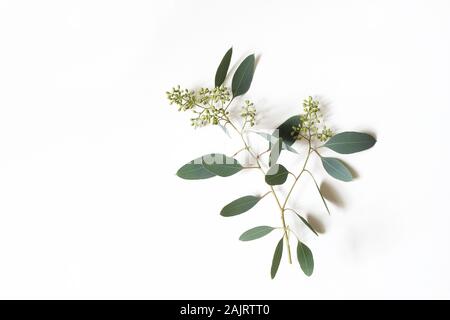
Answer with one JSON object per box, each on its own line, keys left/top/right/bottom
{"left": 292, "top": 96, "right": 333, "bottom": 142}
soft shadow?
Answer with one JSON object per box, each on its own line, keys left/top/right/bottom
{"left": 320, "top": 181, "right": 345, "bottom": 208}
{"left": 314, "top": 95, "right": 334, "bottom": 120}
{"left": 255, "top": 54, "right": 261, "bottom": 69}
{"left": 306, "top": 214, "right": 326, "bottom": 234}
{"left": 362, "top": 129, "right": 377, "bottom": 141}
{"left": 254, "top": 104, "right": 293, "bottom": 129}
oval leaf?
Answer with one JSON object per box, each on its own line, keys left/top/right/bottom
{"left": 304, "top": 170, "right": 330, "bottom": 215}
{"left": 176, "top": 157, "right": 216, "bottom": 180}
{"left": 232, "top": 54, "right": 255, "bottom": 97}
{"left": 239, "top": 226, "right": 275, "bottom": 241}
{"left": 265, "top": 164, "right": 288, "bottom": 186}
{"left": 321, "top": 157, "right": 353, "bottom": 182}
{"left": 288, "top": 209, "right": 318, "bottom": 236}
{"left": 324, "top": 132, "right": 376, "bottom": 154}
{"left": 269, "top": 138, "right": 283, "bottom": 166}
{"left": 271, "top": 237, "right": 284, "bottom": 279}
{"left": 220, "top": 195, "right": 261, "bottom": 217}
{"left": 297, "top": 241, "right": 314, "bottom": 277}
{"left": 273, "top": 115, "right": 301, "bottom": 146}
{"left": 215, "top": 47, "right": 233, "bottom": 87}
{"left": 201, "top": 153, "right": 243, "bottom": 177}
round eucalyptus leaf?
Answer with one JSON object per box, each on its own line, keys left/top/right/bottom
{"left": 265, "top": 164, "right": 289, "bottom": 185}
{"left": 273, "top": 115, "right": 301, "bottom": 146}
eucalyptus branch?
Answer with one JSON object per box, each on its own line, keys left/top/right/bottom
{"left": 226, "top": 118, "right": 293, "bottom": 262}
{"left": 257, "top": 149, "right": 271, "bottom": 158}
{"left": 287, "top": 171, "right": 296, "bottom": 179}
{"left": 303, "top": 169, "right": 331, "bottom": 215}
{"left": 166, "top": 47, "right": 376, "bottom": 278}
{"left": 281, "top": 140, "right": 312, "bottom": 210}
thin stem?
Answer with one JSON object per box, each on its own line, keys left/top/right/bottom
{"left": 274, "top": 138, "right": 315, "bottom": 263}
{"left": 226, "top": 117, "right": 293, "bottom": 264}
{"left": 194, "top": 103, "right": 207, "bottom": 109}
{"left": 257, "top": 149, "right": 270, "bottom": 158}
{"left": 224, "top": 97, "right": 235, "bottom": 111}
{"left": 261, "top": 190, "right": 272, "bottom": 199}
{"left": 241, "top": 118, "right": 248, "bottom": 131}
{"left": 312, "top": 148, "right": 322, "bottom": 158}
{"left": 281, "top": 211, "right": 293, "bottom": 264}
{"left": 227, "top": 121, "right": 261, "bottom": 168}
{"left": 284, "top": 208, "right": 298, "bottom": 215}
{"left": 288, "top": 225, "right": 301, "bottom": 242}
{"left": 231, "top": 147, "right": 248, "bottom": 157}
{"left": 287, "top": 171, "right": 296, "bottom": 179}
{"left": 303, "top": 169, "right": 331, "bottom": 215}
{"left": 297, "top": 133, "right": 309, "bottom": 141}
{"left": 281, "top": 139, "right": 312, "bottom": 210}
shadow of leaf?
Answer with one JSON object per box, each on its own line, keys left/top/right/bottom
{"left": 339, "top": 158, "right": 359, "bottom": 180}
{"left": 320, "top": 181, "right": 345, "bottom": 208}
{"left": 363, "top": 130, "right": 377, "bottom": 141}
{"left": 255, "top": 54, "right": 261, "bottom": 69}
{"left": 306, "top": 214, "right": 326, "bottom": 234}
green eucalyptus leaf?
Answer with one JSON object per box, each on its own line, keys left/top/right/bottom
{"left": 232, "top": 54, "right": 255, "bottom": 97}
{"left": 176, "top": 157, "right": 216, "bottom": 180}
{"left": 288, "top": 209, "right": 318, "bottom": 236}
{"left": 305, "top": 170, "right": 331, "bottom": 215}
{"left": 304, "top": 170, "right": 330, "bottom": 215}
{"left": 324, "top": 131, "right": 376, "bottom": 154}
{"left": 215, "top": 47, "right": 233, "bottom": 87}
{"left": 297, "top": 241, "right": 314, "bottom": 277}
{"left": 271, "top": 237, "right": 284, "bottom": 279}
{"left": 265, "top": 164, "right": 289, "bottom": 186}
{"left": 274, "top": 115, "right": 301, "bottom": 146}
{"left": 201, "top": 153, "right": 243, "bottom": 177}
{"left": 252, "top": 131, "right": 273, "bottom": 142}
{"left": 269, "top": 138, "right": 283, "bottom": 166}
{"left": 321, "top": 157, "right": 353, "bottom": 182}
{"left": 239, "top": 226, "right": 275, "bottom": 241}
{"left": 251, "top": 131, "right": 298, "bottom": 153}
{"left": 220, "top": 195, "right": 261, "bottom": 217}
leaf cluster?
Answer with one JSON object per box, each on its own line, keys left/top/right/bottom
{"left": 167, "top": 48, "right": 376, "bottom": 278}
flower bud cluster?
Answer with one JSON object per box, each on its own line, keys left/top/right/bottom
{"left": 166, "top": 85, "right": 232, "bottom": 128}
{"left": 292, "top": 96, "right": 333, "bottom": 142}
{"left": 240, "top": 100, "right": 256, "bottom": 127}
{"left": 167, "top": 85, "right": 256, "bottom": 128}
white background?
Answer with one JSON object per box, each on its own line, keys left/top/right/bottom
{"left": 0, "top": 0, "right": 449, "bottom": 299}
